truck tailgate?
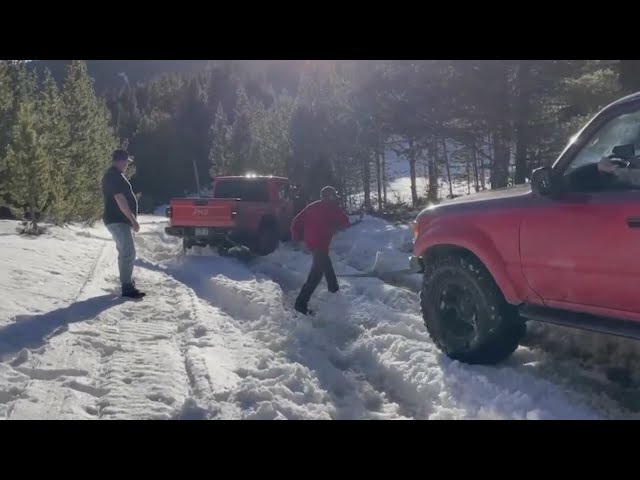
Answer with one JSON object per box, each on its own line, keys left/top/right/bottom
{"left": 169, "top": 198, "right": 238, "bottom": 228}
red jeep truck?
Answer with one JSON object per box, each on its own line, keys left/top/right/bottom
{"left": 165, "top": 175, "right": 296, "bottom": 255}
{"left": 411, "top": 91, "right": 640, "bottom": 365}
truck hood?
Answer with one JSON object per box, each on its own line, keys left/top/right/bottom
{"left": 417, "top": 183, "right": 532, "bottom": 218}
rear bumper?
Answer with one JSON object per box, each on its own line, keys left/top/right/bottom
{"left": 409, "top": 255, "right": 425, "bottom": 274}
{"left": 164, "top": 226, "right": 233, "bottom": 240}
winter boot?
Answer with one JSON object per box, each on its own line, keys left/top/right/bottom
{"left": 122, "top": 283, "right": 146, "bottom": 299}
{"left": 294, "top": 301, "right": 314, "bottom": 316}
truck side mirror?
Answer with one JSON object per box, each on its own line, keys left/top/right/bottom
{"left": 530, "top": 166, "right": 552, "bottom": 196}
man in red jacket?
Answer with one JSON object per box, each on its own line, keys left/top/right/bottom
{"left": 291, "top": 186, "right": 351, "bottom": 315}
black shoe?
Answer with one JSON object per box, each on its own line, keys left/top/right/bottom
{"left": 122, "top": 284, "right": 146, "bottom": 299}
{"left": 328, "top": 285, "right": 339, "bottom": 293}
{"left": 294, "top": 303, "right": 314, "bottom": 316}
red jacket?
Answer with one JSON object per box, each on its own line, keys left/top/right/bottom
{"left": 291, "top": 200, "right": 350, "bottom": 251}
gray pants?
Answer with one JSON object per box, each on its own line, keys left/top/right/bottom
{"left": 106, "top": 222, "right": 136, "bottom": 286}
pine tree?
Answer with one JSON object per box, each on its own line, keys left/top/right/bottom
{"left": 0, "top": 61, "right": 38, "bottom": 215}
{"left": 261, "top": 93, "right": 293, "bottom": 175}
{"left": 176, "top": 76, "right": 210, "bottom": 193}
{"left": 37, "top": 69, "right": 72, "bottom": 224}
{"left": 0, "top": 62, "right": 12, "bottom": 205}
{"left": 61, "top": 60, "right": 118, "bottom": 223}
{"left": 228, "top": 87, "right": 253, "bottom": 174}
{"left": 209, "top": 103, "right": 230, "bottom": 176}
{"left": 2, "top": 101, "right": 50, "bottom": 234}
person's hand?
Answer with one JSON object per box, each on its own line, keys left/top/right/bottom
{"left": 131, "top": 219, "right": 140, "bottom": 233}
{"left": 598, "top": 156, "right": 616, "bottom": 174}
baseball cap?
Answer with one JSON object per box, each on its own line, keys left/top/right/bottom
{"left": 112, "top": 149, "right": 133, "bottom": 163}
{"left": 320, "top": 186, "right": 338, "bottom": 199}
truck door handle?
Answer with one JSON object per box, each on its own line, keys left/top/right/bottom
{"left": 627, "top": 216, "right": 640, "bottom": 228}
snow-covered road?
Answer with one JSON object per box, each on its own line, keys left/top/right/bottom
{"left": 2, "top": 215, "right": 640, "bottom": 419}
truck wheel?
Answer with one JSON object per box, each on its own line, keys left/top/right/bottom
{"left": 254, "top": 224, "right": 279, "bottom": 256}
{"left": 420, "top": 253, "right": 525, "bottom": 365}
{"left": 182, "top": 238, "right": 190, "bottom": 254}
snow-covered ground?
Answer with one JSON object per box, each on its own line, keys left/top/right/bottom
{"left": 2, "top": 215, "right": 640, "bottom": 419}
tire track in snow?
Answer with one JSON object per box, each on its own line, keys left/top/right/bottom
{"left": 252, "top": 257, "right": 429, "bottom": 419}
{"left": 7, "top": 228, "right": 194, "bottom": 419}
{"left": 134, "top": 232, "right": 398, "bottom": 419}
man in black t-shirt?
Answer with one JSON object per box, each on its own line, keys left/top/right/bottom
{"left": 101, "top": 149, "right": 145, "bottom": 299}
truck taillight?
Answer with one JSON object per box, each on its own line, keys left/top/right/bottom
{"left": 166, "top": 207, "right": 172, "bottom": 218}
{"left": 412, "top": 221, "right": 419, "bottom": 241}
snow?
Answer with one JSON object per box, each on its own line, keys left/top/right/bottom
{"left": 2, "top": 214, "right": 640, "bottom": 419}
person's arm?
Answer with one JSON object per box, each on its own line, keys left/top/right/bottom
{"left": 611, "top": 168, "right": 640, "bottom": 187}
{"left": 334, "top": 205, "right": 351, "bottom": 231}
{"left": 108, "top": 173, "right": 140, "bottom": 232}
{"left": 598, "top": 157, "right": 640, "bottom": 187}
{"left": 114, "top": 194, "right": 140, "bottom": 232}
{"left": 290, "top": 208, "right": 306, "bottom": 241}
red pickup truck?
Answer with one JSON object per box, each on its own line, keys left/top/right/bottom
{"left": 165, "top": 175, "right": 296, "bottom": 255}
{"left": 411, "top": 91, "right": 640, "bottom": 365}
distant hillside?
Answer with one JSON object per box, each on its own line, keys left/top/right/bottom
{"left": 30, "top": 60, "right": 210, "bottom": 93}
{"left": 30, "top": 60, "right": 305, "bottom": 95}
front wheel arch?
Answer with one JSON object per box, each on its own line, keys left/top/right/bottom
{"left": 421, "top": 244, "right": 519, "bottom": 306}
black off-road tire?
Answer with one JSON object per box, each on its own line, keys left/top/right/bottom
{"left": 420, "top": 253, "right": 526, "bottom": 365}
{"left": 253, "top": 224, "right": 279, "bottom": 256}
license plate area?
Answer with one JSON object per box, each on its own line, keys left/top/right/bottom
{"left": 195, "top": 228, "right": 209, "bottom": 237}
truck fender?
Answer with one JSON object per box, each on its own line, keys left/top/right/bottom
{"left": 416, "top": 222, "right": 523, "bottom": 305}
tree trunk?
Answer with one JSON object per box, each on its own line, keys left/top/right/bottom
{"left": 408, "top": 137, "right": 419, "bottom": 207}
{"left": 480, "top": 135, "right": 487, "bottom": 191}
{"left": 362, "top": 152, "right": 371, "bottom": 212}
{"left": 471, "top": 141, "right": 480, "bottom": 193}
{"left": 375, "top": 144, "right": 382, "bottom": 211}
{"left": 514, "top": 60, "right": 531, "bottom": 184}
{"left": 490, "top": 127, "right": 510, "bottom": 189}
{"left": 381, "top": 148, "right": 387, "bottom": 204}
{"left": 490, "top": 68, "right": 512, "bottom": 189}
{"left": 427, "top": 139, "right": 439, "bottom": 203}
{"left": 442, "top": 137, "right": 453, "bottom": 198}
{"left": 29, "top": 203, "right": 35, "bottom": 229}
{"left": 409, "top": 159, "right": 418, "bottom": 207}
{"left": 466, "top": 153, "right": 471, "bottom": 195}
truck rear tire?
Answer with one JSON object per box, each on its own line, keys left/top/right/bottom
{"left": 253, "top": 224, "right": 279, "bottom": 256}
{"left": 420, "top": 253, "right": 525, "bottom": 365}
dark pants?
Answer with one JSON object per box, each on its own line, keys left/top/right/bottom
{"left": 295, "top": 250, "right": 338, "bottom": 310}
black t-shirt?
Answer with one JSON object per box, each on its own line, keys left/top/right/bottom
{"left": 101, "top": 166, "right": 138, "bottom": 225}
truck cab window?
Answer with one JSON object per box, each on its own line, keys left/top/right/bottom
{"left": 243, "top": 181, "right": 270, "bottom": 202}
{"left": 565, "top": 110, "right": 640, "bottom": 174}
{"left": 563, "top": 109, "right": 640, "bottom": 192}
{"left": 278, "top": 184, "right": 290, "bottom": 201}
{"left": 214, "top": 180, "right": 244, "bottom": 199}
{"left": 214, "top": 180, "right": 269, "bottom": 201}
